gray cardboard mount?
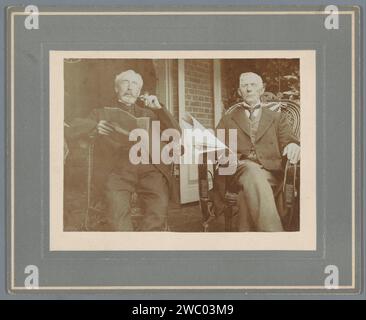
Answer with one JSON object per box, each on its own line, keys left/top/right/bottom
{"left": 2, "top": 1, "right": 365, "bottom": 299}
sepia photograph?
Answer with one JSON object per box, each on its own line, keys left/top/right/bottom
{"left": 50, "top": 51, "right": 316, "bottom": 250}
{"left": 8, "top": 5, "right": 362, "bottom": 295}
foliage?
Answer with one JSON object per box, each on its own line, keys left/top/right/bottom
{"left": 222, "top": 59, "right": 300, "bottom": 107}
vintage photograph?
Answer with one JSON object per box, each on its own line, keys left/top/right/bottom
{"left": 63, "top": 57, "right": 300, "bottom": 232}
{"left": 7, "top": 5, "right": 360, "bottom": 295}
{"left": 50, "top": 51, "right": 315, "bottom": 250}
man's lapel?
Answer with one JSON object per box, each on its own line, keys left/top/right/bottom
{"left": 255, "top": 107, "right": 275, "bottom": 142}
{"left": 231, "top": 106, "right": 251, "bottom": 137}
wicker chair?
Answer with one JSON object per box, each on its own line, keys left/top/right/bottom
{"left": 199, "top": 99, "right": 300, "bottom": 232}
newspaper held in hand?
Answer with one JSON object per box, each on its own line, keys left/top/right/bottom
{"left": 98, "top": 107, "right": 150, "bottom": 147}
{"left": 65, "top": 107, "right": 150, "bottom": 148}
{"left": 101, "top": 107, "right": 150, "bottom": 134}
{"left": 181, "top": 112, "right": 233, "bottom": 167}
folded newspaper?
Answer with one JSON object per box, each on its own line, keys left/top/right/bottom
{"left": 65, "top": 107, "right": 150, "bottom": 146}
{"left": 180, "top": 112, "right": 228, "bottom": 154}
{"left": 100, "top": 107, "right": 150, "bottom": 134}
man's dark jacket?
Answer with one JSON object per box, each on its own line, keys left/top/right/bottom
{"left": 65, "top": 103, "right": 181, "bottom": 200}
{"left": 213, "top": 104, "right": 299, "bottom": 213}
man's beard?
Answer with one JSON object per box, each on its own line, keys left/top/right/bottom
{"left": 120, "top": 94, "right": 138, "bottom": 105}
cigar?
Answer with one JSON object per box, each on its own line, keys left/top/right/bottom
{"left": 138, "top": 93, "right": 149, "bottom": 101}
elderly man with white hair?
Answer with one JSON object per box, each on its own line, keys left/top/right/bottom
{"left": 214, "top": 72, "right": 300, "bottom": 231}
{"left": 67, "top": 69, "right": 180, "bottom": 231}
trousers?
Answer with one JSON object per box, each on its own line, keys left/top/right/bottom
{"left": 234, "top": 160, "right": 283, "bottom": 232}
{"left": 105, "top": 155, "right": 169, "bottom": 231}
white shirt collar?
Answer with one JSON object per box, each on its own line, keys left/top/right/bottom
{"left": 242, "top": 101, "right": 262, "bottom": 109}
{"left": 242, "top": 101, "right": 262, "bottom": 119}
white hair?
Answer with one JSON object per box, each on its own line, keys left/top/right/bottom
{"left": 114, "top": 69, "right": 143, "bottom": 88}
{"left": 239, "top": 72, "right": 264, "bottom": 86}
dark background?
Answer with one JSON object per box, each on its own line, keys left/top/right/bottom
{"left": 64, "top": 59, "right": 157, "bottom": 121}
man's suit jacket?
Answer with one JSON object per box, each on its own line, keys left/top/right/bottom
{"left": 65, "top": 103, "right": 181, "bottom": 200}
{"left": 212, "top": 104, "right": 299, "bottom": 212}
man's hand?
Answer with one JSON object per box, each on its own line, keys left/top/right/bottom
{"left": 141, "top": 94, "right": 162, "bottom": 110}
{"left": 96, "top": 120, "right": 115, "bottom": 136}
{"left": 283, "top": 143, "right": 300, "bottom": 164}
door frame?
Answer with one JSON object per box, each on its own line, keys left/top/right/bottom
{"left": 178, "top": 59, "right": 223, "bottom": 204}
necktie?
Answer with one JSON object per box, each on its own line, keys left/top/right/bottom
{"left": 243, "top": 104, "right": 261, "bottom": 121}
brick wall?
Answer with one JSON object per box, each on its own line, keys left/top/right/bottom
{"left": 221, "top": 61, "right": 231, "bottom": 111}
{"left": 184, "top": 60, "right": 215, "bottom": 129}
